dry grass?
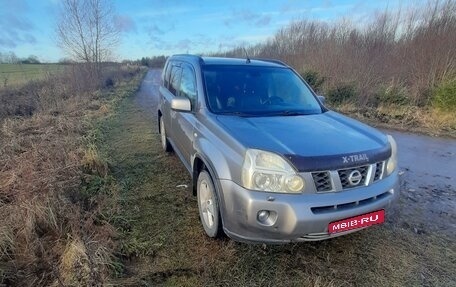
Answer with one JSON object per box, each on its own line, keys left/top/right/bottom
{"left": 0, "top": 63, "right": 141, "bottom": 120}
{"left": 0, "top": 64, "right": 145, "bottom": 285}
{"left": 335, "top": 104, "right": 456, "bottom": 137}
{"left": 82, "top": 144, "right": 109, "bottom": 177}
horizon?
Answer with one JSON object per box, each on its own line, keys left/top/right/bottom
{"left": 0, "top": 0, "right": 426, "bottom": 63}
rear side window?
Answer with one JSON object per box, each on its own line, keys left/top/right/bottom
{"left": 179, "top": 64, "right": 197, "bottom": 108}
{"left": 163, "top": 62, "right": 172, "bottom": 88}
{"left": 169, "top": 65, "right": 182, "bottom": 95}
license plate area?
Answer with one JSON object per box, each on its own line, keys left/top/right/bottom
{"left": 328, "top": 210, "right": 385, "bottom": 234}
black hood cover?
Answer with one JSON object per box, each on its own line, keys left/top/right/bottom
{"left": 285, "top": 144, "right": 391, "bottom": 172}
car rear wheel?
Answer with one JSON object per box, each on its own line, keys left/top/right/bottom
{"left": 159, "top": 116, "right": 172, "bottom": 152}
{"left": 197, "top": 170, "right": 223, "bottom": 238}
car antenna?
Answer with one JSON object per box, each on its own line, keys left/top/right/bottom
{"left": 243, "top": 47, "right": 251, "bottom": 63}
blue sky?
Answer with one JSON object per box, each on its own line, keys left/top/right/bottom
{"left": 0, "top": 0, "right": 426, "bottom": 62}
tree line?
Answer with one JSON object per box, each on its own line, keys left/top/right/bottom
{"left": 0, "top": 52, "right": 41, "bottom": 64}
{"left": 121, "top": 56, "right": 167, "bottom": 68}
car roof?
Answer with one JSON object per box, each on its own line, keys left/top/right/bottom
{"left": 169, "top": 54, "right": 288, "bottom": 68}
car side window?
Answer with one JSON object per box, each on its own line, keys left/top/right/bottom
{"left": 179, "top": 64, "right": 197, "bottom": 109}
{"left": 163, "top": 62, "right": 172, "bottom": 88}
{"left": 169, "top": 65, "right": 182, "bottom": 96}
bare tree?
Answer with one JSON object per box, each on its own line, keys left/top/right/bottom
{"left": 1, "top": 51, "right": 20, "bottom": 64}
{"left": 56, "top": 0, "right": 119, "bottom": 77}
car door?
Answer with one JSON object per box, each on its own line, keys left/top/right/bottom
{"left": 162, "top": 62, "right": 182, "bottom": 143}
{"left": 171, "top": 62, "right": 198, "bottom": 171}
{"left": 159, "top": 61, "right": 173, "bottom": 137}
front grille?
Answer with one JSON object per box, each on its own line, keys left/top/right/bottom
{"left": 311, "top": 172, "right": 332, "bottom": 192}
{"left": 308, "top": 161, "right": 387, "bottom": 193}
{"left": 310, "top": 191, "right": 392, "bottom": 214}
{"left": 373, "top": 162, "right": 384, "bottom": 182}
{"left": 338, "top": 166, "right": 368, "bottom": 189}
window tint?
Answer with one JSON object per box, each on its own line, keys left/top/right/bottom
{"left": 169, "top": 65, "right": 182, "bottom": 95}
{"left": 202, "top": 65, "right": 322, "bottom": 116}
{"left": 179, "top": 64, "right": 197, "bottom": 108}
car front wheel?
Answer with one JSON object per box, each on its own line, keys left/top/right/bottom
{"left": 197, "top": 170, "right": 223, "bottom": 238}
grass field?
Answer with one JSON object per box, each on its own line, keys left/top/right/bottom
{"left": 93, "top": 72, "right": 455, "bottom": 286}
{"left": 0, "top": 63, "right": 65, "bottom": 88}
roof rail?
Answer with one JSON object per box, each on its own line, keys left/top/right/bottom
{"left": 172, "top": 54, "right": 202, "bottom": 59}
{"left": 198, "top": 55, "right": 205, "bottom": 65}
{"left": 171, "top": 54, "right": 204, "bottom": 64}
{"left": 252, "top": 58, "right": 288, "bottom": 67}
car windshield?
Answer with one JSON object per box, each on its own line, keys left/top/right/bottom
{"left": 203, "top": 65, "right": 322, "bottom": 116}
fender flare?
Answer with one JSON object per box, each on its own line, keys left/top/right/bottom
{"left": 192, "top": 138, "right": 234, "bottom": 228}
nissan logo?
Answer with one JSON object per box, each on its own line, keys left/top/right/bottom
{"left": 348, "top": 170, "right": 362, "bottom": 186}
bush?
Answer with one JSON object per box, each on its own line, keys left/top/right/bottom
{"left": 0, "top": 83, "right": 42, "bottom": 119}
{"left": 326, "top": 83, "right": 357, "bottom": 105}
{"left": 372, "top": 84, "right": 410, "bottom": 107}
{"left": 300, "top": 70, "right": 325, "bottom": 92}
{"left": 105, "top": 77, "right": 114, "bottom": 87}
{"left": 432, "top": 79, "right": 456, "bottom": 112}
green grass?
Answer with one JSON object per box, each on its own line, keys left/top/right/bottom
{"left": 97, "top": 87, "right": 456, "bottom": 286}
{"left": 0, "top": 63, "right": 66, "bottom": 88}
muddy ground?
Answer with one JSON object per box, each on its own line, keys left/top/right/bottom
{"left": 386, "top": 130, "right": 456, "bottom": 236}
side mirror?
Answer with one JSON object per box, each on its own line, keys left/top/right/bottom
{"left": 171, "top": 96, "right": 191, "bottom": 112}
{"left": 317, "top": 95, "right": 326, "bottom": 105}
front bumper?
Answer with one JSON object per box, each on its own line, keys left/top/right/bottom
{"left": 219, "top": 170, "right": 400, "bottom": 243}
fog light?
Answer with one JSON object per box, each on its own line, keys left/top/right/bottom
{"left": 257, "top": 210, "right": 270, "bottom": 223}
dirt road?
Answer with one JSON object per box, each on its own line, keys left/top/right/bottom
{"left": 387, "top": 130, "right": 456, "bottom": 236}
{"left": 109, "top": 69, "right": 455, "bottom": 286}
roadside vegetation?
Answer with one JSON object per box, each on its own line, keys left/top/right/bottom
{"left": 0, "top": 63, "right": 145, "bottom": 285}
{"left": 0, "top": 0, "right": 150, "bottom": 284}
{"left": 217, "top": 0, "right": 456, "bottom": 137}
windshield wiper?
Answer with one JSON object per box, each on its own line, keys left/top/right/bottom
{"left": 262, "top": 110, "right": 310, "bottom": 116}
{"left": 217, "top": 110, "right": 313, "bottom": 117}
{"left": 216, "top": 111, "right": 259, "bottom": 117}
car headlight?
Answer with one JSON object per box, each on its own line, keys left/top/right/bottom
{"left": 241, "top": 149, "right": 304, "bottom": 193}
{"left": 386, "top": 135, "right": 397, "bottom": 175}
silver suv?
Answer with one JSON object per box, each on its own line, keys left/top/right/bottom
{"left": 158, "top": 54, "right": 399, "bottom": 243}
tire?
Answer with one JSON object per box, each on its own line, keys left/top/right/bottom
{"left": 159, "top": 116, "right": 172, "bottom": 152}
{"left": 197, "top": 170, "right": 223, "bottom": 238}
